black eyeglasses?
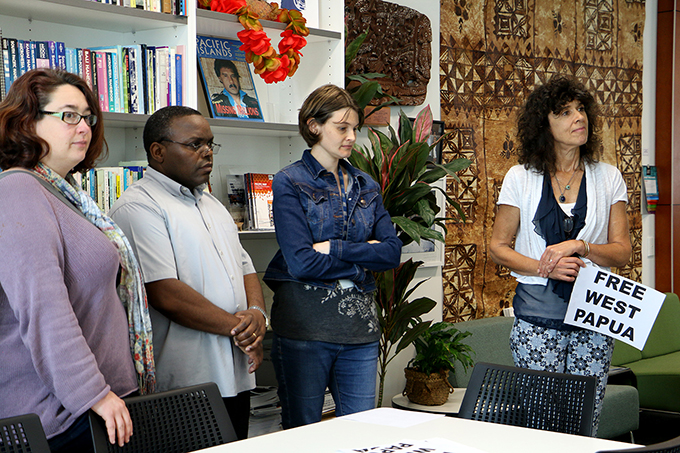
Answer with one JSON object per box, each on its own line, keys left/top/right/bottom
{"left": 40, "top": 110, "right": 98, "bottom": 126}
{"left": 160, "top": 139, "right": 221, "bottom": 156}
{"left": 563, "top": 215, "right": 574, "bottom": 238}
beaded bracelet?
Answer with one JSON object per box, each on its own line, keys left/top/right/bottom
{"left": 581, "top": 239, "right": 590, "bottom": 258}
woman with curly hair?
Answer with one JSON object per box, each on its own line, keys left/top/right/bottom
{"left": 489, "top": 75, "right": 631, "bottom": 435}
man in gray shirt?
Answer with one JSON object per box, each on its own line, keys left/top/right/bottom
{"left": 110, "top": 106, "right": 268, "bottom": 440}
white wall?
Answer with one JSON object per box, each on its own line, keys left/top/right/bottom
{"left": 641, "top": 0, "right": 657, "bottom": 287}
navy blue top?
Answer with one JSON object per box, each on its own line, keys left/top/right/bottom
{"left": 513, "top": 172, "right": 587, "bottom": 330}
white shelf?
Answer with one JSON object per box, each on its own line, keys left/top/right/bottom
{"left": 196, "top": 9, "right": 341, "bottom": 43}
{"left": 104, "top": 112, "right": 298, "bottom": 137}
{"left": 0, "top": 0, "right": 187, "bottom": 33}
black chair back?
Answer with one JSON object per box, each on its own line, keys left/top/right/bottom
{"left": 458, "top": 362, "right": 596, "bottom": 436}
{"left": 89, "top": 382, "right": 236, "bottom": 453}
{"left": 0, "top": 413, "right": 50, "bottom": 453}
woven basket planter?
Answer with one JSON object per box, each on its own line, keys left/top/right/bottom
{"left": 403, "top": 368, "right": 454, "bottom": 406}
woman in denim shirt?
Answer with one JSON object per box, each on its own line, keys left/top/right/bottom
{"left": 264, "top": 85, "right": 401, "bottom": 429}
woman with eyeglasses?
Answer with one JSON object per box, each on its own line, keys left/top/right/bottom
{"left": 0, "top": 69, "right": 154, "bottom": 452}
{"left": 488, "top": 75, "right": 632, "bottom": 436}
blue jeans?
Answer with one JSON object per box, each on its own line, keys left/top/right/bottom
{"left": 271, "top": 334, "right": 379, "bottom": 429}
{"left": 47, "top": 412, "right": 93, "bottom": 453}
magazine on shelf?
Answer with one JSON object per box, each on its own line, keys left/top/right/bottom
{"left": 224, "top": 174, "right": 247, "bottom": 227}
{"left": 196, "top": 35, "right": 263, "bottom": 121}
{"left": 245, "top": 173, "right": 275, "bottom": 230}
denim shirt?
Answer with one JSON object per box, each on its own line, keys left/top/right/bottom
{"left": 264, "top": 150, "right": 402, "bottom": 292}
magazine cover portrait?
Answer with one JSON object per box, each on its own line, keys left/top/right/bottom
{"left": 197, "top": 35, "right": 264, "bottom": 121}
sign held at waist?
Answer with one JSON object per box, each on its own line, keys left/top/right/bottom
{"left": 565, "top": 265, "right": 664, "bottom": 350}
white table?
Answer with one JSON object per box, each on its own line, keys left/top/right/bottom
{"left": 392, "top": 389, "right": 466, "bottom": 415}
{"left": 197, "top": 408, "right": 639, "bottom": 453}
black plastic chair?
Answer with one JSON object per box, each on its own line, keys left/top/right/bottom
{"left": 458, "top": 362, "right": 597, "bottom": 436}
{"left": 89, "top": 382, "right": 236, "bottom": 453}
{"left": 0, "top": 413, "right": 50, "bottom": 453}
{"left": 595, "top": 435, "right": 680, "bottom": 453}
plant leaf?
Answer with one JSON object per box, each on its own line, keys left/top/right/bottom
{"left": 413, "top": 105, "right": 433, "bottom": 143}
{"left": 419, "top": 158, "right": 472, "bottom": 184}
{"left": 345, "top": 28, "right": 368, "bottom": 71}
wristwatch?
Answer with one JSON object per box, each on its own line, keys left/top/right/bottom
{"left": 249, "top": 305, "right": 270, "bottom": 329}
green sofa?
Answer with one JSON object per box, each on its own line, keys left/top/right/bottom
{"left": 450, "top": 316, "right": 639, "bottom": 439}
{"left": 611, "top": 292, "right": 680, "bottom": 413}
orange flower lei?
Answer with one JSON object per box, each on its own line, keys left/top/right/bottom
{"left": 210, "top": 0, "right": 309, "bottom": 83}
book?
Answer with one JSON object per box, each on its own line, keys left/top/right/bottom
{"left": 0, "top": 30, "right": 6, "bottom": 99}
{"left": 17, "top": 40, "right": 26, "bottom": 74}
{"left": 56, "top": 41, "right": 66, "bottom": 69}
{"left": 196, "top": 35, "right": 263, "bottom": 121}
{"left": 6, "top": 38, "right": 19, "bottom": 90}
{"left": 94, "top": 51, "right": 109, "bottom": 112}
{"left": 245, "top": 173, "right": 274, "bottom": 230}
{"left": 25, "top": 40, "right": 36, "bottom": 71}
{"left": 155, "top": 45, "right": 169, "bottom": 109}
{"left": 35, "top": 41, "right": 50, "bottom": 68}
{"left": 105, "top": 52, "right": 116, "bottom": 112}
{"left": 81, "top": 48, "right": 94, "bottom": 92}
{"left": 127, "top": 45, "right": 144, "bottom": 114}
{"left": 46, "top": 41, "right": 57, "bottom": 68}
{"left": 174, "top": 44, "right": 184, "bottom": 105}
{"left": 224, "top": 174, "right": 246, "bottom": 226}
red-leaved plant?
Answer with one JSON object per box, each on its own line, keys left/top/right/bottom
{"left": 349, "top": 105, "right": 471, "bottom": 405}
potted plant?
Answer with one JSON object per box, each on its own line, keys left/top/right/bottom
{"left": 349, "top": 106, "right": 472, "bottom": 406}
{"left": 403, "top": 322, "right": 475, "bottom": 405}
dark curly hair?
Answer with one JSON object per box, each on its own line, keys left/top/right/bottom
{"left": 0, "top": 68, "right": 106, "bottom": 172}
{"left": 516, "top": 75, "right": 601, "bottom": 175}
{"left": 298, "top": 84, "right": 364, "bottom": 147}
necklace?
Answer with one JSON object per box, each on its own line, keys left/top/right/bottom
{"left": 554, "top": 169, "right": 579, "bottom": 203}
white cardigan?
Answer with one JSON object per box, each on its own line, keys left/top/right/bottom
{"left": 497, "top": 161, "right": 628, "bottom": 286}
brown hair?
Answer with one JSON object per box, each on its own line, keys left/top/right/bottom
{"left": 0, "top": 68, "right": 107, "bottom": 172}
{"left": 298, "top": 84, "right": 364, "bottom": 147}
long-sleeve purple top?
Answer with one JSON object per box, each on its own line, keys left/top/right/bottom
{"left": 0, "top": 172, "right": 137, "bottom": 438}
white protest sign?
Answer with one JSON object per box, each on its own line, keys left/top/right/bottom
{"left": 565, "top": 265, "right": 665, "bottom": 350}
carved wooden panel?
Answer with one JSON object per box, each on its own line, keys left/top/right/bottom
{"left": 345, "top": 0, "right": 432, "bottom": 106}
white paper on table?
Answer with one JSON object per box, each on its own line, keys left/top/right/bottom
{"left": 339, "top": 407, "right": 444, "bottom": 428}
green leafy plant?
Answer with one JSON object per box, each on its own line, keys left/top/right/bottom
{"left": 348, "top": 105, "right": 472, "bottom": 405}
{"left": 345, "top": 28, "right": 399, "bottom": 122}
{"left": 408, "top": 322, "right": 475, "bottom": 376}
{"left": 372, "top": 258, "right": 436, "bottom": 405}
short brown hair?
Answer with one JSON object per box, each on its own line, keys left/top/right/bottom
{"left": 0, "top": 68, "right": 107, "bottom": 172}
{"left": 298, "top": 84, "right": 364, "bottom": 147}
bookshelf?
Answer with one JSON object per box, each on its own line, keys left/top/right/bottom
{"left": 1, "top": 0, "right": 344, "bottom": 265}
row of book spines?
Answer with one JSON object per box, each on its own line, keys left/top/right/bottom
{"left": 2, "top": 38, "right": 185, "bottom": 115}
{"left": 72, "top": 166, "right": 146, "bottom": 212}
{"left": 86, "top": 0, "right": 186, "bottom": 16}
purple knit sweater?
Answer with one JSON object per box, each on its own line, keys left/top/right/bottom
{"left": 0, "top": 172, "right": 137, "bottom": 438}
